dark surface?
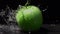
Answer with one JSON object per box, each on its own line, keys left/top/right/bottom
{"left": 0, "top": 24, "right": 60, "bottom": 34}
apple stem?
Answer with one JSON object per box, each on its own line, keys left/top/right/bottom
{"left": 25, "top": 0, "right": 31, "bottom": 6}
{"left": 25, "top": 0, "right": 29, "bottom": 6}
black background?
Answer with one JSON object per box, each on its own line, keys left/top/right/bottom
{"left": 0, "top": 0, "right": 60, "bottom": 34}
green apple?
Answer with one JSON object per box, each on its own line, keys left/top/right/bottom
{"left": 15, "top": 6, "right": 43, "bottom": 31}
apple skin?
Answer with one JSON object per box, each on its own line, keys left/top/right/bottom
{"left": 15, "top": 6, "right": 43, "bottom": 31}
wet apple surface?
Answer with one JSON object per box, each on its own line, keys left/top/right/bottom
{"left": 16, "top": 6, "right": 43, "bottom": 31}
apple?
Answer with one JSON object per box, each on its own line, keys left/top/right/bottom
{"left": 15, "top": 6, "right": 43, "bottom": 31}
